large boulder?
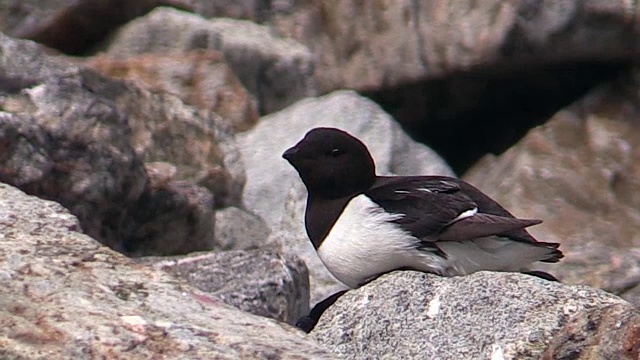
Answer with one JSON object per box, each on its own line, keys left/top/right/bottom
{"left": 269, "top": 0, "right": 640, "bottom": 92}
{"left": 105, "top": 7, "right": 316, "bottom": 114}
{"left": 0, "top": 182, "right": 333, "bottom": 358}
{"left": 0, "top": 31, "right": 244, "bottom": 255}
{"left": 312, "top": 270, "right": 638, "bottom": 360}
{"left": 86, "top": 50, "right": 259, "bottom": 133}
{"left": 464, "top": 69, "right": 640, "bottom": 248}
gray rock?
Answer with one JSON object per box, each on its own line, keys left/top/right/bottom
{"left": 0, "top": 34, "right": 147, "bottom": 250}
{"left": 86, "top": 50, "right": 259, "bottom": 133}
{"left": 151, "top": 249, "right": 309, "bottom": 324}
{"left": 105, "top": 7, "right": 316, "bottom": 114}
{"left": 536, "top": 242, "right": 640, "bottom": 304}
{"left": 238, "top": 90, "right": 454, "bottom": 303}
{"left": 268, "top": 0, "right": 640, "bottom": 93}
{"left": 124, "top": 176, "right": 217, "bottom": 257}
{"left": 312, "top": 270, "right": 632, "bottom": 360}
{"left": 541, "top": 303, "right": 640, "bottom": 360}
{"left": 214, "top": 206, "right": 270, "bottom": 251}
{"left": 0, "top": 182, "right": 333, "bottom": 359}
{"left": 464, "top": 68, "right": 640, "bottom": 248}
{"left": 0, "top": 31, "right": 243, "bottom": 255}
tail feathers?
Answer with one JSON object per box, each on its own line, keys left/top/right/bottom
{"left": 537, "top": 241, "right": 563, "bottom": 263}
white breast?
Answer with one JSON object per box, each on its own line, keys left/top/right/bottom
{"left": 316, "top": 194, "right": 447, "bottom": 288}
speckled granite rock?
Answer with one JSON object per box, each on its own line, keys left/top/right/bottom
{"left": 105, "top": 7, "right": 316, "bottom": 114}
{"left": 0, "top": 31, "right": 243, "bottom": 255}
{"left": 541, "top": 303, "right": 640, "bottom": 360}
{"left": 0, "top": 182, "right": 333, "bottom": 359}
{"left": 311, "top": 271, "right": 633, "bottom": 360}
{"left": 151, "top": 249, "right": 309, "bottom": 324}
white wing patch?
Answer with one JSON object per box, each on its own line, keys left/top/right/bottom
{"left": 417, "top": 188, "right": 433, "bottom": 193}
{"left": 450, "top": 207, "right": 478, "bottom": 223}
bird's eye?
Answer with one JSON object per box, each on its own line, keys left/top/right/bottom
{"left": 326, "top": 148, "right": 344, "bottom": 157}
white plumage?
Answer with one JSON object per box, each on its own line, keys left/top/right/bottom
{"left": 317, "top": 194, "right": 551, "bottom": 288}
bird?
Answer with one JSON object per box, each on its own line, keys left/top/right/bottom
{"left": 282, "top": 127, "right": 563, "bottom": 289}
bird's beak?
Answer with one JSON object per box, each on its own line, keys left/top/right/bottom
{"left": 282, "top": 146, "right": 299, "bottom": 161}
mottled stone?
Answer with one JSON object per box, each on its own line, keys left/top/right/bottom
{"left": 0, "top": 32, "right": 243, "bottom": 255}
{"left": 214, "top": 206, "right": 269, "bottom": 251}
{"left": 541, "top": 304, "right": 640, "bottom": 360}
{"left": 151, "top": 250, "right": 309, "bottom": 324}
{"left": 123, "top": 178, "right": 216, "bottom": 257}
{"left": 7, "top": 0, "right": 189, "bottom": 54}
{"left": 0, "top": 182, "right": 333, "bottom": 358}
{"left": 269, "top": 0, "right": 640, "bottom": 92}
{"left": 312, "top": 271, "right": 631, "bottom": 360}
{"left": 105, "top": 7, "right": 316, "bottom": 114}
{"left": 464, "top": 69, "right": 640, "bottom": 248}
{"left": 536, "top": 242, "right": 640, "bottom": 304}
{"left": 86, "top": 50, "right": 259, "bottom": 132}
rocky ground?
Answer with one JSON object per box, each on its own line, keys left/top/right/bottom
{"left": 1, "top": 1, "right": 640, "bottom": 359}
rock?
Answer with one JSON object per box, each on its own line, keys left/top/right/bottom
{"left": 0, "top": 32, "right": 243, "bottom": 255}
{"left": 536, "top": 242, "right": 640, "bottom": 305}
{"left": 150, "top": 250, "right": 309, "bottom": 324}
{"left": 541, "top": 304, "right": 640, "bottom": 360}
{"left": 311, "top": 270, "right": 633, "bottom": 360}
{"left": 0, "top": 36, "right": 147, "bottom": 250}
{"left": 238, "top": 90, "right": 454, "bottom": 303}
{"left": 6, "top": 0, "right": 190, "bottom": 55}
{"left": 123, "top": 176, "right": 216, "bottom": 257}
{"left": 0, "top": 182, "right": 333, "bottom": 358}
{"left": 85, "top": 50, "right": 259, "bottom": 133}
{"left": 463, "top": 69, "right": 640, "bottom": 248}
{"left": 105, "top": 7, "right": 316, "bottom": 114}
{"left": 180, "top": 0, "right": 273, "bottom": 22}
{"left": 214, "top": 206, "right": 269, "bottom": 251}
{"left": 269, "top": 0, "right": 640, "bottom": 93}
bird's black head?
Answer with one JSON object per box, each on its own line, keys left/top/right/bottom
{"left": 283, "top": 127, "right": 376, "bottom": 199}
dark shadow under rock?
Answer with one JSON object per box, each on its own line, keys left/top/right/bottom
{"left": 364, "top": 61, "right": 631, "bottom": 173}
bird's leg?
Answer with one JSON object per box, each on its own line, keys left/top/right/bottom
{"left": 295, "top": 289, "right": 348, "bottom": 333}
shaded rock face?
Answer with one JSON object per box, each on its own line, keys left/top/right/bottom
{"left": 312, "top": 271, "right": 635, "bottom": 360}
{"left": 105, "top": 7, "right": 316, "bottom": 114}
{"left": 0, "top": 32, "right": 243, "bottom": 255}
{"left": 464, "top": 70, "right": 640, "bottom": 249}
{"left": 0, "top": 182, "right": 332, "bottom": 359}
{"left": 150, "top": 250, "right": 309, "bottom": 324}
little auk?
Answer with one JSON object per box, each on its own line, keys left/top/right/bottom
{"left": 283, "top": 127, "right": 563, "bottom": 289}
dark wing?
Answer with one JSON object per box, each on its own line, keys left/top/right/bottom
{"left": 366, "top": 176, "right": 543, "bottom": 244}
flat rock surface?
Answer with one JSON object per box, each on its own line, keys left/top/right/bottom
{"left": 312, "top": 270, "right": 634, "bottom": 360}
{"left": 0, "top": 182, "right": 333, "bottom": 359}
